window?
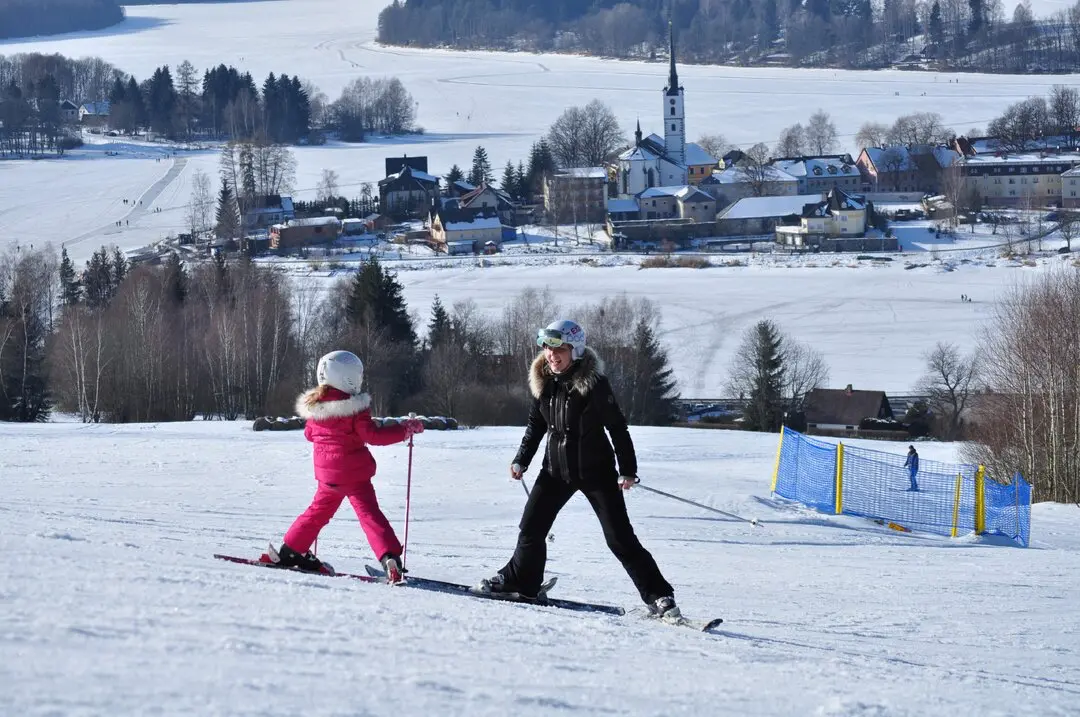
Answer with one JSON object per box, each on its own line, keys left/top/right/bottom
{"left": 1009, "top": 178, "right": 1015, "bottom": 184}
{"left": 671, "top": 123, "right": 677, "bottom": 131}
{"left": 994, "top": 178, "right": 1002, "bottom": 184}
{"left": 670, "top": 107, "right": 675, "bottom": 116}
{"left": 670, "top": 99, "right": 675, "bottom": 105}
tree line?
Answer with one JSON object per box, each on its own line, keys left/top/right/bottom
{"left": 378, "top": 0, "right": 1080, "bottom": 73}
{"left": 0, "top": 0, "right": 123, "bottom": 41}
{"left": 0, "top": 52, "right": 418, "bottom": 156}
{"left": 0, "top": 245, "right": 680, "bottom": 428}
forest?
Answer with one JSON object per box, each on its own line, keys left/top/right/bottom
{"left": 0, "top": 52, "right": 419, "bottom": 157}
{"left": 0, "top": 0, "right": 124, "bottom": 40}
{"left": 378, "top": 0, "right": 1080, "bottom": 73}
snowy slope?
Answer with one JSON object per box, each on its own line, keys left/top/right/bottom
{"left": 1, "top": 422, "right": 1077, "bottom": 716}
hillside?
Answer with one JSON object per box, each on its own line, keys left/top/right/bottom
{"left": 377, "top": 0, "right": 1080, "bottom": 73}
{"left": 0, "top": 0, "right": 123, "bottom": 41}
{"left": 2, "top": 421, "right": 1077, "bottom": 715}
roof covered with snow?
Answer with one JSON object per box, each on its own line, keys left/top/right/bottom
{"left": 607, "top": 198, "right": 639, "bottom": 213}
{"left": 684, "top": 142, "right": 718, "bottom": 167}
{"left": 863, "top": 147, "right": 915, "bottom": 172}
{"left": 639, "top": 185, "right": 687, "bottom": 199}
{"left": 711, "top": 166, "right": 798, "bottom": 184}
{"left": 719, "top": 194, "right": 824, "bottom": 220}
{"left": 557, "top": 167, "right": 607, "bottom": 179}
{"left": 288, "top": 216, "right": 341, "bottom": 227}
{"left": 445, "top": 216, "right": 502, "bottom": 231}
{"left": 676, "top": 186, "right": 714, "bottom": 203}
{"left": 772, "top": 155, "right": 857, "bottom": 179}
{"left": 619, "top": 144, "right": 662, "bottom": 162}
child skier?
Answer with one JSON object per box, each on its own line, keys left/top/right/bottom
{"left": 904, "top": 445, "right": 920, "bottom": 491}
{"left": 273, "top": 350, "right": 424, "bottom": 583}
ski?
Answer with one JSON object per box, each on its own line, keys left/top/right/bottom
{"left": 213, "top": 553, "right": 382, "bottom": 583}
{"left": 632, "top": 608, "right": 724, "bottom": 632}
{"left": 364, "top": 565, "right": 625, "bottom": 616}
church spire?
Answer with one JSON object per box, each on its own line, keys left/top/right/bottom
{"left": 635, "top": 118, "right": 642, "bottom": 145}
{"left": 665, "top": 17, "right": 680, "bottom": 96}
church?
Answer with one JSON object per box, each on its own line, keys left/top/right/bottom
{"left": 613, "top": 26, "right": 717, "bottom": 198}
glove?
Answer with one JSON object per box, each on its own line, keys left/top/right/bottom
{"left": 510, "top": 463, "right": 525, "bottom": 480}
{"left": 403, "top": 418, "right": 425, "bottom": 436}
{"left": 619, "top": 475, "right": 640, "bottom": 490}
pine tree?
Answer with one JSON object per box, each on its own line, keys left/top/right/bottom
{"left": 468, "top": 146, "right": 493, "bottom": 186}
{"left": 108, "top": 76, "right": 126, "bottom": 105}
{"left": 515, "top": 161, "right": 528, "bottom": 201}
{"left": 929, "top": 1, "right": 945, "bottom": 47}
{"left": 500, "top": 160, "right": 518, "bottom": 199}
{"left": 215, "top": 184, "right": 241, "bottom": 239}
{"left": 627, "top": 319, "right": 679, "bottom": 425}
{"left": 743, "top": 320, "right": 785, "bottom": 432}
{"left": 444, "top": 164, "right": 464, "bottom": 187}
{"left": 346, "top": 257, "right": 416, "bottom": 346}
{"left": 111, "top": 247, "right": 127, "bottom": 291}
{"left": 427, "top": 295, "right": 453, "bottom": 348}
{"left": 526, "top": 139, "right": 557, "bottom": 196}
{"left": 83, "top": 247, "right": 114, "bottom": 310}
{"left": 58, "top": 246, "right": 81, "bottom": 306}
{"left": 125, "top": 77, "right": 146, "bottom": 128}
{"left": 163, "top": 252, "right": 188, "bottom": 304}
{"left": 147, "top": 65, "right": 177, "bottom": 136}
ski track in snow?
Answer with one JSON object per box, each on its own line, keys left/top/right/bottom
{"left": 1, "top": 422, "right": 1078, "bottom": 716}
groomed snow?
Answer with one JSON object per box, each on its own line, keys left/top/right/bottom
{"left": 1, "top": 421, "right": 1077, "bottom": 716}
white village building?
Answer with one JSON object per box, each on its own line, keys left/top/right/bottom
{"left": 613, "top": 26, "right": 716, "bottom": 198}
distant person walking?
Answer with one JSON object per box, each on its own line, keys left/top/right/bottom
{"left": 904, "top": 445, "right": 920, "bottom": 491}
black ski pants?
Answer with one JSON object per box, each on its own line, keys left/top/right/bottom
{"left": 500, "top": 469, "right": 673, "bottom": 605}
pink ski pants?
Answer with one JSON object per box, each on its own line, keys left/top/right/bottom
{"left": 283, "top": 481, "right": 402, "bottom": 560}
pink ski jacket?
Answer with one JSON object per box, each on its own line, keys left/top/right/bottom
{"left": 294, "top": 386, "right": 409, "bottom": 493}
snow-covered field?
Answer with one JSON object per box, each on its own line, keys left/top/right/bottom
{"left": 3, "top": 1, "right": 1078, "bottom": 395}
{"left": 3, "top": 0, "right": 1080, "bottom": 258}
{"left": 1, "top": 421, "right": 1077, "bottom": 716}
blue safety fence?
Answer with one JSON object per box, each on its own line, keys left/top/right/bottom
{"left": 771, "top": 427, "right": 1030, "bottom": 547}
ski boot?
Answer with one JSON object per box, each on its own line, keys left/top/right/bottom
{"left": 473, "top": 573, "right": 541, "bottom": 601}
{"left": 380, "top": 553, "right": 406, "bottom": 584}
{"left": 650, "top": 596, "right": 681, "bottom": 620}
{"left": 272, "top": 543, "right": 333, "bottom": 575}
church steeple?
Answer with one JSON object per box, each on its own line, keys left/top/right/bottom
{"left": 665, "top": 20, "right": 680, "bottom": 97}
{"left": 635, "top": 119, "right": 642, "bottom": 145}
{"left": 662, "top": 10, "right": 686, "bottom": 170}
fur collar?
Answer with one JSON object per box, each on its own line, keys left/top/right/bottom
{"left": 528, "top": 346, "right": 604, "bottom": 399}
{"left": 295, "top": 388, "right": 371, "bottom": 420}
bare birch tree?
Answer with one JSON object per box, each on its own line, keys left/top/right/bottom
{"left": 917, "top": 342, "right": 980, "bottom": 440}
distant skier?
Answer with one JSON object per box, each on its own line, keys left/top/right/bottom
{"left": 904, "top": 445, "right": 920, "bottom": 491}
{"left": 475, "top": 320, "right": 680, "bottom": 619}
{"left": 273, "top": 350, "right": 425, "bottom": 582}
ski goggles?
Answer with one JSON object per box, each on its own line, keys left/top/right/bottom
{"left": 536, "top": 328, "right": 568, "bottom": 349}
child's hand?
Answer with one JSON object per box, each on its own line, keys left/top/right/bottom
{"left": 404, "top": 418, "right": 425, "bottom": 436}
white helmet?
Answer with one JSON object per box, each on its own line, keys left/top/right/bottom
{"left": 536, "top": 319, "right": 586, "bottom": 361}
{"left": 316, "top": 350, "right": 364, "bottom": 394}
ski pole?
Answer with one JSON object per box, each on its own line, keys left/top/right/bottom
{"left": 402, "top": 413, "right": 416, "bottom": 569}
{"left": 637, "top": 483, "right": 762, "bottom": 526}
{"left": 519, "top": 477, "right": 553, "bottom": 541}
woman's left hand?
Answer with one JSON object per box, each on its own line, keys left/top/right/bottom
{"left": 619, "top": 476, "right": 639, "bottom": 491}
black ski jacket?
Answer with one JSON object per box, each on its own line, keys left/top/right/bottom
{"left": 513, "top": 347, "right": 637, "bottom": 485}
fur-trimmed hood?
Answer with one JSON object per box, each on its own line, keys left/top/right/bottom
{"left": 295, "top": 387, "right": 372, "bottom": 421}
{"left": 528, "top": 346, "right": 605, "bottom": 399}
